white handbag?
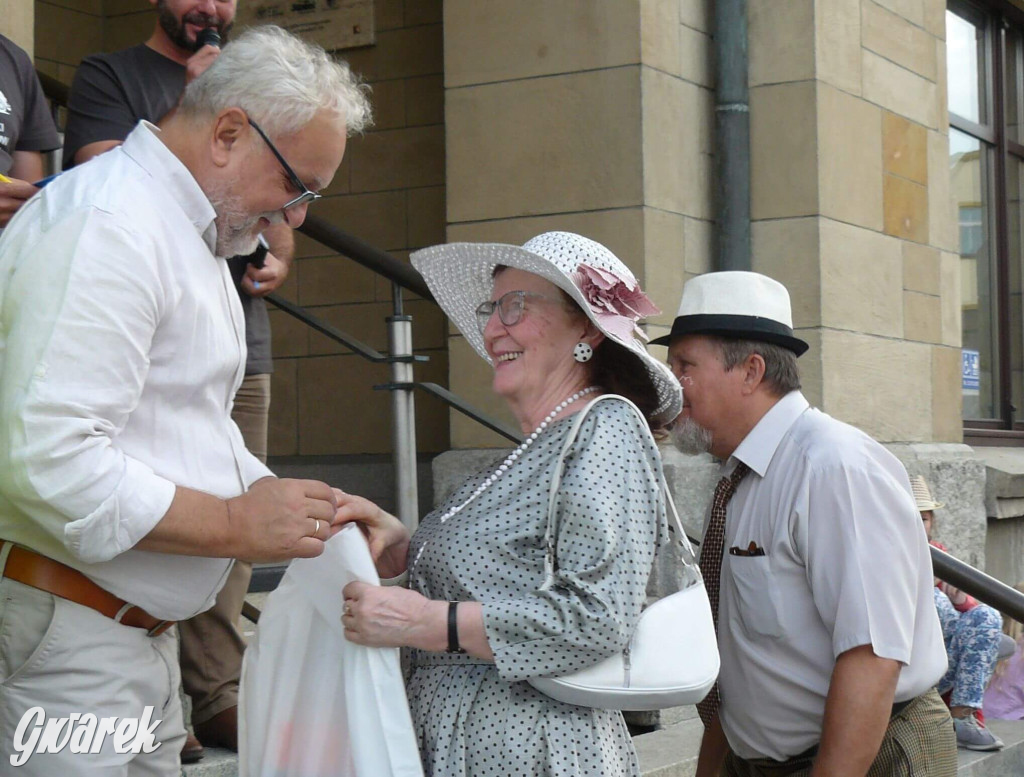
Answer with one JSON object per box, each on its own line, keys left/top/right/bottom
{"left": 527, "top": 395, "right": 720, "bottom": 711}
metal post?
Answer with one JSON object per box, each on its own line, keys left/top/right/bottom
{"left": 388, "top": 283, "right": 419, "bottom": 531}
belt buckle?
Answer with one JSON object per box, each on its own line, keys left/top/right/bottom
{"left": 147, "top": 620, "right": 173, "bottom": 638}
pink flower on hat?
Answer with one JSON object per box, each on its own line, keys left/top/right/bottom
{"left": 572, "top": 263, "right": 661, "bottom": 342}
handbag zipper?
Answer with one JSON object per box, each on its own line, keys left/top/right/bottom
{"left": 623, "top": 643, "right": 632, "bottom": 688}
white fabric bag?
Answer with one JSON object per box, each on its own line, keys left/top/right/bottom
{"left": 527, "top": 395, "right": 720, "bottom": 710}
{"left": 239, "top": 524, "right": 424, "bottom": 777}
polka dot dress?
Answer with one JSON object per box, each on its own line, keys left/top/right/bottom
{"left": 406, "top": 398, "right": 666, "bottom": 776}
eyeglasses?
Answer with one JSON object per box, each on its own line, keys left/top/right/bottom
{"left": 475, "top": 290, "right": 558, "bottom": 334}
{"left": 248, "top": 117, "right": 323, "bottom": 211}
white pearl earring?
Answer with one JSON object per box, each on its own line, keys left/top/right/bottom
{"left": 573, "top": 342, "right": 594, "bottom": 363}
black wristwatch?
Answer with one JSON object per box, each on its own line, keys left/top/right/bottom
{"left": 447, "top": 601, "right": 465, "bottom": 654}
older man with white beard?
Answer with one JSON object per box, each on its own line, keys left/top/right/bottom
{"left": 653, "top": 272, "right": 955, "bottom": 777}
{"left": 0, "top": 26, "right": 369, "bottom": 776}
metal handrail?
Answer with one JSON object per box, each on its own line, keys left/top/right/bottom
{"left": 932, "top": 546, "right": 1024, "bottom": 623}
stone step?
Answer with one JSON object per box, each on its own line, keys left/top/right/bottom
{"left": 183, "top": 718, "right": 1024, "bottom": 776}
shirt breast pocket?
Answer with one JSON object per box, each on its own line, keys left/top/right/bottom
{"left": 729, "top": 556, "right": 784, "bottom": 639}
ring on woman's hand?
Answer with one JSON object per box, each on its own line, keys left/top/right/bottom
{"left": 310, "top": 518, "right": 322, "bottom": 538}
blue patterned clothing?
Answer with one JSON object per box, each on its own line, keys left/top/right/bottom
{"left": 934, "top": 588, "right": 1003, "bottom": 709}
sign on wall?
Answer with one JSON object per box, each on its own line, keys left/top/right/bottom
{"left": 962, "top": 349, "right": 980, "bottom": 396}
{"left": 235, "top": 0, "right": 375, "bottom": 52}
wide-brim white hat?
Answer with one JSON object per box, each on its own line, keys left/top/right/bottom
{"left": 411, "top": 231, "right": 683, "bottom": 424}
{"left": 650, "top": 271, "right": 809, "bottom": 355}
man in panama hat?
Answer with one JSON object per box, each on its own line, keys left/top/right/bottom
{"left": 657, "top": 271, "right": 955, "bottom": 777}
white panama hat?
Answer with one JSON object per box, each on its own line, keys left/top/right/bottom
{"left": 410, "top": 231, "right": 683, "bottom": 424}
{"left": 909, "top": 475, "right": 945, "bottom": 512}
{"left": 650, "top": 271, "right": 809, "bottom": 355}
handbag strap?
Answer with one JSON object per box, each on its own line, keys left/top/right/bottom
{"left": 541, "top": 394, "right": 692, "bottom": 586}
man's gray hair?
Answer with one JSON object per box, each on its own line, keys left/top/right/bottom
{"left": 714, "top": 337, "right": 801, "bottom": 397}
{"left": 180, "top": 25, "right": 372, "bottom": 137}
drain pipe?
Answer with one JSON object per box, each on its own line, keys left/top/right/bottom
{"left": 714, "top": 0, "right": 751, "bottom": 271}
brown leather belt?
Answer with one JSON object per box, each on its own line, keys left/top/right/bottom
{"left": 1, "top": 544, "right": 175, "bottom": 637}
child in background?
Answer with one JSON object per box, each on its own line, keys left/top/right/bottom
{"left": 983, "top": 583, "right": 1024, "bottom": 720}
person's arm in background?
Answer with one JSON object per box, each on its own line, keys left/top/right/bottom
{"left": 241, "top": 222, "right": 295, "bottom": 296}
{"left": 0, "top": 152, "right": 44, "bottom": 227}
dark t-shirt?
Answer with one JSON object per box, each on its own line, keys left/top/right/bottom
{"left": 63, "top": 44, "right": 272, "bottom": 374}
{"left": 0, "top": 35, "right": 61, "bottom": 175}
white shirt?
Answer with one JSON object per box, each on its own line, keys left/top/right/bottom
{"left": 0, "top": 122, "right": 272, "bottom": 620}
{"left": 713, "top": 391, "right": 947, "bottom": 760}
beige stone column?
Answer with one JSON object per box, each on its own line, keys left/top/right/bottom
{"left": 443, "top": 0, "right": 715, "bottom": 447}
{"left": 749, "top": 0, "right": 960, "bottom": 443}
{"left": 3, "top": 0, "right": 34, "bottom": 54}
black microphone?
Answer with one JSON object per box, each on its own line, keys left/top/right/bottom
{"left": 196, "top": 27, "right": 221, "bottom": 49}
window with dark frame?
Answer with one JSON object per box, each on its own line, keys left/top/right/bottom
{"left": 949, "top": 0, "right": 1024, "bottom": 443}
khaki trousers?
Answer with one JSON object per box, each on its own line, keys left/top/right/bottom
{"left": 0, "top": 553, "right": 186, "bottom": 776}
{"left": 178, "top": 373, "right": 270, "bottom": 724}
{"left": 724, "top": 689, "right": 957, "bottom": 777}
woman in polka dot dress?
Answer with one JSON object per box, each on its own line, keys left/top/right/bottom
{"left": 338, "top": 232, "right": 683, "bottom": 776}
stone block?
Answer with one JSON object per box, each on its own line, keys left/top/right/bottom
{"left": 818, "top": 84, "right": 884, "bottom": 231}
{"left": 103, "top": 0, "right": 149, "bottom": 16}
{"left": 820, "top": 219, "right": 903, "bottom": 337}
{"left": 903, "top": 242, "right": 941, "bottom": 295}
{"left": 683, "top": 217, "right": 713, "bottom": 276}
{"left": 43, "top": 0, "right": 101, "bottom": 15}
{"left": 642, "top": 208, "right": 687, "bottom": 328}
{"left": 447, "top": 69, "right": 643, "bottom": 223}
{"left": 749, "top": 0, "right": 814, "bottom": 87}
{"left": 443, "top": 0, "right": 640, "bottom": 88}
{"left": 924, "top": 0, "right": 946, "bottom": 37}
{"left": 642, "top": 69, "right": 711, "bottom": 218}
{"left": 862, "top": 49, "right": 940, "bottom": 129}
{"left": 872, "top": 0, "right": 925, "bottom": 27}
{"left": 904, "top": 290, "right": 942, "bottom": 342}
{"left": 815, "top": 0, "right": 862, "bottom": 95}
{"left": 679, "top": 0, "right": 711, "bottom": 32}
{"left": 797, "top": 327, "right": 824, "bottom": 409}
{"left": 446, "top": 208, "right": 646, "bottom": 278}
{"left": 820, "top": 330, "right": 932, "bottom": 441}
{"left": 322, "top": 152, "right": 351, "bottom": 197}
{"left": 375, "top": 0, "right": 404, "bottom": 31}
{"left": 349, "top": 124, "right": 445, "bottom": 194}
{"left": 307, "top": 298, "right": 446, "bottom": 354}
{"left": 1, "top": 0, "right": 32, "bottom": 52}
{"left": 449, "top": 336, "right": 520, "bottom": 449}
{"left": 297, "top": 255, "right": 378, "bottom": 306}
{"left": 928, "top": 129, "right": 959, "bottom": 252}
{"left": 268, "top": 308, "right": 309, "bottom": 358}
{"left": 641, "top": 0, "right": 681, "bottom": 78}
{"left": 405, "top": 74, "right": 444, "bottom": 126}
{"left": 750, "top": 81, "right": 819, "bottom": 220}
{"left": 312, "top": 190, "right": 407, "bottom": 254}
{"left": 751, "top": 217, "right": 822, "bottom": 328}
{"left": 102, "top": 11, "right": 152, "bottom": 53}
{"left": 367, "top": 78, "right": 406, "bottom": 130}
{"left": 883, "top": 173, "right": 930, "bottom": 243}
{"left": 661, "top": 447, "right": 719, "bottom": 537}
{"left": 862, "top": 0, "right": 938, "bottom": 81}
{"left": 406, "top": 0, "right": 442, "bottom": 26}
{"left": 268, "top": 358, "right": 298, "bottom": 456}
{"left": 931, "top": 345, "right": 963, "bottom": 442}
{"left": 939, "top": 250, "right": 961, "bottom": 347}
{"left": 678, "top": 23, "right": 713, "bottom": 88}
{"left": 407, "top": 186, "right": 446, "bottom": 249}
{"left": 884, "top": 112, "right": 929, "bottom": 185}
{"left": 296, "top": 348, "right": 450, "bottom": 455}
{"left": 344, "top": 25, "right": 442, "bottom": 82}
{"left": 34, "top": 2, "right": 102, "bottom": 66}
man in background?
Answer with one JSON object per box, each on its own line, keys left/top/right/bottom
{"left": 63, "top": 0, "right": 291, "bottom": 758}
{"left": 0, "top": 33, "right": 60, "bottom": 227}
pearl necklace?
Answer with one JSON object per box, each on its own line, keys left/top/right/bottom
{"left": 409, "top": 386, "right": 599, "bottom": 572}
